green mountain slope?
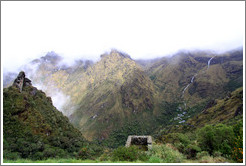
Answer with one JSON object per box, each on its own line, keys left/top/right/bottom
{"left": 154, "top": 87, "right": 243, "bottom": 136}
{"left": 69, "top": 50, "right": 156, "bottom": 140}
{"left": 3, "top": 72, "right": 87, "bottom": 160}
{"left": 186, "top": 87, "right": 243, "bottom": 129}
{"left": 142, "top": 49, "right": 243, "bottom": 106}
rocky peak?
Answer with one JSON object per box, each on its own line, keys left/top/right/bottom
{"left": 110, "top": 49, "right": 132, "bottom": 59}
{"left": 100, "top": 49, "right": 132, "bottom": 60}
{"left": 13, "top": 71, "right": 32, "bottom": 92}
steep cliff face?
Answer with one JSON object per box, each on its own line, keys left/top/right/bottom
{"left": 3, "top": 72, "right": 87, "bottom": 159}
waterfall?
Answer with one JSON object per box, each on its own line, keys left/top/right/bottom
{"left": 181, "top": 56, "right": 214, "bottom": 110}
{"left": 182, "top": 84, "right": 191, "bottom": 95}
{"left": 191, "top": 75, "right": 196, "bottom": 83}
{"left": 182, "top": 74, "right": 197, "bottom": 95}
{"left": 181, "top": 74, "right": 195, "bottom": 111}
{"left": 207, "top": 57, "right": 214, "bottom": 69}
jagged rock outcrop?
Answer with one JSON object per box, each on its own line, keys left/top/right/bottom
{"left": 13, "top": 71, "right": 32, "bottom": 92}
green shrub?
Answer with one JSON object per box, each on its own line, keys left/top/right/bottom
{"left": 213, "top": 151, "right": 222, "bottom": 157}
{"left": 3, "top": 151, "right": 21, "bottom": 160}
{"left": 77, "top": 144, "right": 104, "bottom": 160}
{"left": 184, "top": 144, "right": 201, "bottom": 159}
{"left": 111, "top": 146, "right": 149, "bottom": 162}
{"left": 31, "top": 152, "right": 44, "bottom": 160}
{"left": 161, "top": 132, "right": 193, "bottom": 154}
{"left": 174, "top": 142, "right": 186, "bottom": 153}
{"left": 99, "top": 149, "right": 112, "bottom": 161}
{"left": 43, "top": 147, "right": 56, "bottom": 158}
{"left": 196, "top": 151, "right": 209, "bottom": 159}
{"left": 149, "top": 144, "right": 184, "bottom": 163}
{"left": 178, "top": 133, "right": 191, "bottom": 145}
{"left": 54, "top": 148, "right": 67, "bottom": 158}
{"left": 148, "top": 155, "right": 164, "bottom": 163}
{"left": 232, "top": 120, "right": 243, "bottom": 162}
{"left": 162, "top": 132, "right": 200, "bottom": 159}
{"left": 87, "top": 143, "right": 104, "bottom": 159}
{"left": 197, "top": 124, "right": 234, "bottom": 156}
{"left": 77, "top": 147, "right": 91, "bottom": 160}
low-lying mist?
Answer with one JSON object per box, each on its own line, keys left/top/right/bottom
{"left": 2, "top": 51, "right": 95, "bottom": 116}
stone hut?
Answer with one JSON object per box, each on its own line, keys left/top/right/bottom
{"left": 125, "top": 135, "right": 152, "bottom": 150}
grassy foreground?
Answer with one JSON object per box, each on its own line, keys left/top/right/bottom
{"left": 4, "top": 143, "right": 233, "bottom": 164}
{"left": 3, "top": 158, "right": 145, "bottom": 163}
{"left": 4, "top": 158, "right": 233, "bottom": 164}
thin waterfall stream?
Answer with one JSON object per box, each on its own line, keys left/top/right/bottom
{"left": 182, "top": 56, "right": 214, "bottom": 98}
{"left": 207, "top": 57, "right": 214, "bottom": 69}
{"left": 177, "top": 56, "right": 215, "bottom": 123}
{"left": 182, "top": 74, "right": 197, "bottom": 97}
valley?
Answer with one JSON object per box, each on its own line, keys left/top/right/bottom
{"left": 2, "top": 48, "right": 243, "bottom": 163}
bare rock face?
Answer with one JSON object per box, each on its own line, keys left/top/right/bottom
{"left": 13, "top": 71, "right": 32, "bottom": 92}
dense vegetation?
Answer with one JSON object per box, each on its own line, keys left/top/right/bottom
{"left": 153, "top": 87, "right": 244, "bottom": 163}
{"left": 3, "top": 85, "right": 89, "bottom": 160}
{"left": 4, "top": 128, "right": 242, "bottom": 163}
{"left": 155, "top": 121, "right": 243, "bottom": 163}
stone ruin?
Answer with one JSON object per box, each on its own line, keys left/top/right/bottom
{"left": 13, "top": 71, "right": 32, "bottom": 92}
{"left": 125, "top": 135, "right": 152, "bottom": 150}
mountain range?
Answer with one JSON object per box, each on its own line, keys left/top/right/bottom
{"left": 3, "top": 48, "right": 243, "bottom": 145}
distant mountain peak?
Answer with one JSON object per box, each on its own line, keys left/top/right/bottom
{"left": 32, "top": 51, "right": 62, "bottom": 65}
{"left": 100, "top": 49, "right": 132, "bottom": 59}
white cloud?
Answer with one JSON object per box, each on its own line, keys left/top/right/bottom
{"left": 33, "top": 82, "right": 72, "bottom": 116}
{"left": 1, "top": 1, "right": 245, "bottom": 72}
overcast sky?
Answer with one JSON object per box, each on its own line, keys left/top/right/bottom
{"left": 1, "top": 1, "right": 245, "bottom": 72}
